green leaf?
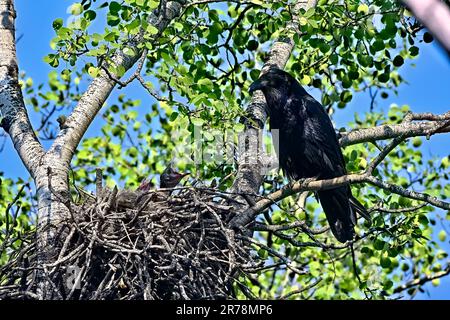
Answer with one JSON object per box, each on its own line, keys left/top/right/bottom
{"left": 299, "top": 17, "right": 308, "bottom": 26}
{"left": 146, "top": 24, "right": 159, "bottom": 35}
{"left": 438, "top": 230, "right": 447, "bottom": 242}
{"left": 170, "top": 112, "right": 179, "bottom": 121}
{"left": 43, "top": 54, "right": 59, "bottom": 68}
{"left": 357, "top": 4, "right": 369, "bottom": 14}
{"left": 198, "top": 78, "right": 214, "bottom": 90}
{"left": 409, "top": 46, "right": 419, "bottom": 56}
{"left": 191, "top": 118, "right": 205, "bottom": 126}
{"left": 304, "top": 8, "right": 315, "bottom": 18}
{"left": 393, "top": 55, "right": 404, "bottom": 67}
{"left": 300, "top": 75, "right": 311, "bottom": 85}
{"left": 418, "top": 215, "right": 429, "bottom": 226}
{"left": 412, "top": 137, "right": 422, "bottom": 148}
{"left": 112, "top": 126, "right": 121, "bottom": 136}
{"left": 104, "top": 32, "right": 118, "bottom": 42}
{"left": 88, "top": 66, "right": 99, "bottom": 78}
{"left": 372, "top": 39, "right": 385, "bottom": 52}
{"left": 123, "top": 47, "right": 135, "bottom": 56}
{"left": 148, "top": 0, "right": 159, "bottom": 9}
{"left": 52, "top": 18, "right": 64, "bottom": 30}
{"left": 340, "top": 90, "right": 352, "bottom": 103}
{"left": 84, "top": 10, "right": 97, "bottom": 21}
{"left": 234, "top": 123, "right": 245, "bottom": 132}
{"left": 107, "top": 13, "right": 120, "bottom": 26}
{"left": 423, "top": 32, "right": 433, "bottom": 43}
{"left": 383, "top": 280, "right": 394, "bottom": 290}
{"left": 374, "top": 239, "right": 385, "bottom": 251}
{"left": 109, "top": 1, "right": 122, "bottom": 13}
{"left": 380, "top": 256, "right": 391, "bottom": 269}
{"left": 246, "top": 39, "right": 259, "bottom": 51}
{"left": 69, "top": 3, "right": 83, "bottom": 16}
{"left": 378, "top": 73, "right": 390, "bottom": 83}
{"left": 250, "top": 69, "right": 260, "bottom": 81}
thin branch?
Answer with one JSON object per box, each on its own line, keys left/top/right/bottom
{"left": 279, "top": 277, "right": 322, "bottom": 299}
{"left": 100, "top": 48, "right": 148, "bottom": 88}
{"left": 368, "top": 203, "right": 426, "bottom": 214}
{"left": 253, "top": 221, "right": 328, "bottom": 235}
{"left": 367, "top": 135, "right": 405, "bottom": 173}
{"left": 239, "top": 235, "right": 308, "bottom": 276}
{"left": 185, "top": 0, "right": 259, "bottom": 8}
{"left": 340, "top": 111, "right": 450, "bottom": 147}
{"left": 393, "top": 263, "right": 450, "bottom": 294}
{"left": 230, "top": 171, "right": 450, "bottom": 229}
{"left": 365, "top": 175, "right": 449, "bottom": 210}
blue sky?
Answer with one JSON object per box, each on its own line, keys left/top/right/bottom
{"left": 1, "top": 0, "right": 449, "bottom": 299}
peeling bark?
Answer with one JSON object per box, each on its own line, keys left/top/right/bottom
{"left": 33, "top": 2, "right": 184, "bottom": 298}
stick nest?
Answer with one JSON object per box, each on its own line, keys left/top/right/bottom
{"left": 0, "top": 186, "right": 256, "bottom": 300}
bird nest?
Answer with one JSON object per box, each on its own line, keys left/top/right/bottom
{"left": 0, "top": 185, "right": 255, "bottom": 300}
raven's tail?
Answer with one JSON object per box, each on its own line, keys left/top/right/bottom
{"left": 318, "top": 188, "right": 370, "bottom": 243}
{"left": 349, "top": 195, "right": 371, "bottom": 224}
{"left": 318, "top": 187, "right": 356, "bottom": 243}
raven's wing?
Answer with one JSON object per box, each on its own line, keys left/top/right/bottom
{"left": 301, "top": 94, "right": 347, "bottom": 178}
{"left": 298, "top": 93, "right": 364, "bottom": 242}
{"left": 301, "top": 93, "right": 371, "bottom": 237}
{"left": 272, "top": 91, "right": 346, "bottom": 179}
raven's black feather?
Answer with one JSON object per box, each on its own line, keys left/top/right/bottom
{"left": 249, "top": 68, "right": 369, "bottom": 243}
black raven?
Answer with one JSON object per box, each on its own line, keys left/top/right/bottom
{"left": 249, "top": 68, "right": 369, "bottom": 243}
{"left": 160, "top": 165, "right": 189, "bottom": 188}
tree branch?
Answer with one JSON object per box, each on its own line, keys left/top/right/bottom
{"left": 49, "top": 1, "right": 185, "bottom": 166}
{"left": 364, "top": 175, "right": 449, "bottom": 210}
{"left": 393, "top": 263, "right": 450, "bottom": 294}
{"left": 339, "top": 111, "right": 450, "bottom": 147}
{"left": 366, "top": 135, "right": 405, "bottom": 174}
{"left": 368, "top": 203, "right": 426, "bottom": 214}
{"left": 0, "top": 0, "right": 44, "bottom": 177}
{"left": 230, "top": 169, "right": 450, "bottom": 230}
{"left": 279, "top": 277, "right": 322, "bottom": 299}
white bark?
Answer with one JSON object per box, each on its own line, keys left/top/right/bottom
{"left": 34, "top": 1, "right": 183, "bottom": 224}
{"left": 0, "top": 0, "right": 44, "bottom": 178}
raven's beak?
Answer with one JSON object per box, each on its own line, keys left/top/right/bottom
{"left": 249, "top": 79, "right": 263, "bottom": 94}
